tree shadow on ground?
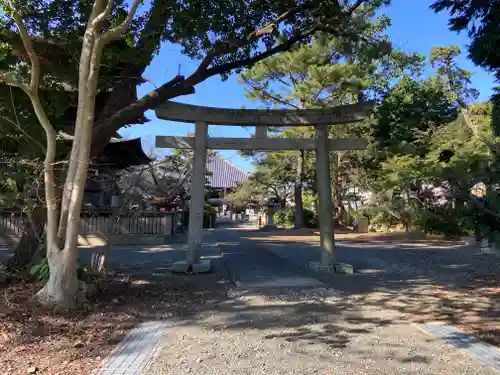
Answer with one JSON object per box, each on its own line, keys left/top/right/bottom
{"left": 0, "top": 256, "right": 230, "bottom": 375}
{"left": 233, "top": 227, "right": 500, "bottom": 349}
{"left": 171, "top": 286, "right": 401, "bottom": 352}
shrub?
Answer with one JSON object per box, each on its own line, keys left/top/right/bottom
{"left": 29, "top": 257, "right": 90, "bottom": 284}
{"left": 204, "top": 203, "right": 217, "bottom": 215}
{"left": 414, "top": 208, "right": 469, "bottom": 238}
{"left": 304, "top": 209, "right": 318, "bottom": 228}
{"left": 274, "top": 207, "right": 294, "bottom": 228}
{"left": 29, "top": 257, "right": 50, "bottom": 283}
{"left": 274, "top": 207, "right": 318, "bottom": 228}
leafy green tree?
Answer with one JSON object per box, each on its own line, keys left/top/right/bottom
{"left": 227, "top": 180, "right": 262, "bottom": 212}
{"left": 357, "top": 45, "right": 491, "bottom": 234}
{"left": 239, "top": 10, "right": 420, "bottom": 226}
{"left": 250, "top": 152, "right": 295, "bottom": 207}
{"left": 1, "top": 0, "right": 391, "bottom": 153}
{"left": 431, "top": 0, "right": 500, "bottom": 137}
{"left": 1, "top": 0, "right": 391, "bottom": 284}
{"left": 430, "top": 1, "right": 500, "bottom": 82}
{"left": 371, "top": 76, "right": 458, "bottom": 156}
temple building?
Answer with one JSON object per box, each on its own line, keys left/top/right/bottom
{"left": 206, "top": 155, "right": 248, "bottom": 208}
{"left": 67, "top": 137, "right": 151, "bottom": 209}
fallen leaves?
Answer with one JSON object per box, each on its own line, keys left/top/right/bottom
{"left": 0, "top": 274, "right": 226, "bottom": 375}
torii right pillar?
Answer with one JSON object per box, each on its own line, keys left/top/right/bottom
{"left": 315, "top": 124, "right": 336, "bottom": 266}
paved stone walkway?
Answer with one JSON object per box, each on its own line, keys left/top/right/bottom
{"left": 217, "top": 227, "right": 324, "bottom": 289}
{"left": 419, "top": 324, "right": 500, "bottom": 371}
{"left": 93, "top": 322, "right": 170, "bottom": 375}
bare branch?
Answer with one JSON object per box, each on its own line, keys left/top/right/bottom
{"left": 0, "top": 72, "right": 29, "bottom": 93}
{"left": 100, "top": 0, "right": 143, "bottom": 45}
{"left": 92, "top": 0, "right": 114, "bottom": 27}
{"left": 348, "top": 0, "right": 365, "bottom": 14}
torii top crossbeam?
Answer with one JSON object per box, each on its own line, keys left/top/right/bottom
{"left": 155, "top": 100, "right": 374, "bottom": 126}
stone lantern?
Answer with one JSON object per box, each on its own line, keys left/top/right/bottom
{"left": 262, "top": 198, "right": 281, "bottom": 230}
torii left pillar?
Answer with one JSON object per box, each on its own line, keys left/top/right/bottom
{"left": 172, "top": 121, "right": 211, "bottom": 273}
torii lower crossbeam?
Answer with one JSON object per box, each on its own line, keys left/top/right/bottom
{"left": 156, "top": 136, "right": 367, "bottom": 151}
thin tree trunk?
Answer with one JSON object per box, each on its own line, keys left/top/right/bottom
{"left": 100, "top": 208, "right": 119, "bottom": 271}
{"left": 311, "top": 198, "right": 317, "bottom": 216}
{"left": 332, "top": 152, "right": 346, "bottom": 224}
{"left": 36, "top": 244, "right": 82, "bottom": 307}
{"left": 5, "top": 205, "right": 45, "bottom": 270}
{"left": 294, "top": 150, "right": 305, "bottom": 228}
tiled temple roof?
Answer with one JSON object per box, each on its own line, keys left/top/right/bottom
{"left": 206, "top": 155, "right": 248, "bottom": 189}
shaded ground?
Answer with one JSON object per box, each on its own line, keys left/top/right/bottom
{"left": 0, "top": 231, "right": 231, "bottom": 375}
{"left": 150, "top": 288, "right": 498, "bottom": 375}
{"left": 2, "top": 223, "right": 499, "bottom": 374}
{"left": 146, "top": 224, "right": 499, "bottom": 374}
{"left": 238, "top": 225, "right": 500, "bottom": 347}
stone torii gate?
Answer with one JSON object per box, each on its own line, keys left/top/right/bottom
{"left": 155, "top": 100, "right": 374, "bottom": 273}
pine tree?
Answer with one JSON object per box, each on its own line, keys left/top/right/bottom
{"left": 240, "top": 9, "right": 422, "bottom": 226}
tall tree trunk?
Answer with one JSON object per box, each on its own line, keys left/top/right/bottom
{"left": 36, "top": 243, "right": 82, "bottom": 307}
{"left": 100, "top": 207, "right": 120, "bottom": 271}
{"left": 294, "top": 150, "right": 305, "bottom": 228}
{"left": 332, "top": 152, "right": 346, "bottom": 224}
{"left": 6, "top": 0, "right": 142, "bottom": 308}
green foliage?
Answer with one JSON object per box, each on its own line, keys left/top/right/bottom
{"left": 273, "top": 206, "right": 318, "bottom": 228}
{"left": 303, "top": 209, "right": 318, "bottom": 228}
{"left": 248, "top": 152, "right": 295, "bottom": 204}
{"left": 372, "top": 76, "right": 458, "bottom": 156}
{"left": 29, "top": 257, "right": 90, "bottom": 284}
{"left": 431, "top": 0, "right": 500, "bottom": 83}
{"left": 227, "top": 180, "right": 261, "bottom": 210}
{"left": 29, "top": 257, "right": 50, "bottom": 283}
{"left": 414, "top": 208, "right": 469, "bottom": 238}
{"left": 274, "top": 207, "right": 294, "bottom": 228}
{"left": 204, "top": 203, "right": 216, "bottom": 216}
{"left": 430, "top": 45, "right": 479, "bottom": 104}
{"left": 0, "top": 0, "right": 394, "bottom": 213}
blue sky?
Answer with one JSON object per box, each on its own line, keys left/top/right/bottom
{"left": 119, "top": 0, "right": 496, "bottom": 172}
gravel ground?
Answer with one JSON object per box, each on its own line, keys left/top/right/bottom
{"left": 144, "top": 225, "right": 499, "bottom": 374}
{"left": 148, "top": 288, "right": 498, "bottom": 375}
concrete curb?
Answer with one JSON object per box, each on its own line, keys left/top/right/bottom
{"left": 418, "top": 323, "right": 500, "bottom": 371}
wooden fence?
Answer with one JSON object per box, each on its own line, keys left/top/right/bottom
{"left": 0, "top": 210, "right": 183, "bottom": 239}
{"left": 80, "top": 213, "right": 178, "bottom": 236}
{"left": 0, "top": 212, "right": 23, "bottom": 237}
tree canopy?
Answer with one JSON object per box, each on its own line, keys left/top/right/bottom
{"left": 1, "top": 0, "right": 393, "bottom": 154}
